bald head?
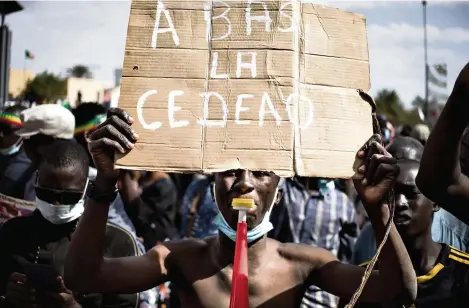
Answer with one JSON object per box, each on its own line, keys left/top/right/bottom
{"left": 386, "top": 136, "right": 424, "bottom": 161}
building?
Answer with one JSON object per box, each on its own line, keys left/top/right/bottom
{"left": 67, "top": 77, "right": 114, "bottom": 108}
{"left": 9, "top": 69, "right": 34, "bottom": 98}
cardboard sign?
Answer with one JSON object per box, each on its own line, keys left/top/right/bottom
{"left": 117, "top": 0, "right": 372, "bottom": 177}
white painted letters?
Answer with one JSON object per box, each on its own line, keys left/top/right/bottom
{"left": 152, "top": 0, "right": 180, "bottom": 48}
{"left": 168, "top": 90, "right": 189, "bottom": 128}
{"left": 259, "top": 92, "right": 281, "bottom": 127}
{"left": 205, "top": 0, "right": 231, "bottom": 41}
{"left": 235, "top": 94, "right": 253, "bottom": 125}
{"left": 278, "top": 1, "right": 295, "bottom": 32}
{"left": 137, "top": 90, "right": 162, "bottom": 130}
{"left": 236, "top": 52, "right": 257, "bottom": 78}
{"left": 246, "top": 0, "right": 272, "bottom": 36}
{"left": 210, "top": 52, "right": 229, "bottom": 79}
{"left": 198, "top": 92, "right": 228, "bottom": 127}
{"left": 285, "top": 93, "right": 314, "bottom": 128}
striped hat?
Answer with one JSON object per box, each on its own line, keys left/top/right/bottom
{"left": 0, "top": 112, "right": 23, "bottom": 128}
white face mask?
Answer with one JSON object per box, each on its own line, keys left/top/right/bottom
{"left": 36, "top": 179, "right": 88, "bottom": 224}
{"left": 0, "top": 137, "right": 22, "bottom": 156}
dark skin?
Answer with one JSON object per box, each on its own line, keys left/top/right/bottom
{"left": 64, "top": 108, "right": 417, "bottom": 307}
{"left": 393, "top": 161, "right": 441, "bottom": 276}
{"left": 416, "top": 62, "right": 469, "bottom": 224}
{"left": 4, "top": 163, "right": 86, "bottom": 308}
{"left": 22, "top": 134, "right": 57, "bottom": 167}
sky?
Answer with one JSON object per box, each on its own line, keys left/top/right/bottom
{"left": 7, "top": 0, "right": 469, "bottom": 108}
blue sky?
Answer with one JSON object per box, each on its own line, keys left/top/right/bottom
{"left": 6, "top": 0, "right": 469, "bottom": 107}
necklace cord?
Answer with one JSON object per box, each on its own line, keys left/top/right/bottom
{"left": 344, "top": 90, "right": 396, "bottom": 308}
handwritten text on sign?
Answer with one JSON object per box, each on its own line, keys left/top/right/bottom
{"left": 137, "top": 0, "right": 314, "bottom": 130}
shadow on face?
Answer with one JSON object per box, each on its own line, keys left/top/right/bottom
{"left": 23, "top": 134, "right": 57, "bottom": 166}
{"left": 37, "top": 165, "right": 87, "bottom": 206}
{"left": 0, "top": 124, "right": 21, "bottom": 149}
{"left": 393, "top": 160, "right": 438, "bottom": 237}
{"left": 214, "top": 169, "right": 280, "bottom": 229}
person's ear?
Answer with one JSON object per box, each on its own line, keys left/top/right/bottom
{"left": 432, "top": 203, "right": 440, "bottom": 213}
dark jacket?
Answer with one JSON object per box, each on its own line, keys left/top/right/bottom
{"left": 0, "top": 210, "right": 139, "bottom": 308}
{"left": 0, "top": 148, "right": 35, "bottom": 200}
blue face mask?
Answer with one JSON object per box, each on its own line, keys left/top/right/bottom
{"left": 317, "top": 179, "right": 335, "bottom": 196}
{"left": 212, "top": 185, "right": 278, "bottom": 243}
{"left": 0, "top": 138, "right": 22, "bottom": 156}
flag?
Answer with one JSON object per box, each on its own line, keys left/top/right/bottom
{"left": 25, "top": 50, "right": 34, "bottom": 60}
{"left": 434, "top": 63, "right": 447, "bottom": 77}
{"left": 229, "top": 221, "right": 249, "bottom": 308}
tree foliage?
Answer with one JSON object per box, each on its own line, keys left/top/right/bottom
{"left": 22, "top": 71, "right": 67, "bottom": 101}
{"left": 67, "top": 65, "right": 93, "bottom": 78}
{"left": 374, "top": 89, "right": 422, "bottom": 126}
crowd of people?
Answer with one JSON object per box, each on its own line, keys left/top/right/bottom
{"left": 0, "top": 62, "right": 468, "bottom": 308}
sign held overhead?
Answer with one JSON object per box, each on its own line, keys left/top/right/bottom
{"left": 117, "top": 0, "right": 372, "bottom": 178}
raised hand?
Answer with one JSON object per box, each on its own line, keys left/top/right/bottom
{"left": 87, "top": 108, "right": 138, "bottom": 182}
{"left": 353, "top": 135, "right": 399, "bottom": 207}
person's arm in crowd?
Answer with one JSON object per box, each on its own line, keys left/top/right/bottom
{"left": 64, "top": 109, "right": 173, "bottom": 294}
{"left": 283, "top": 139, "right": 417, "bottom": 304}
{"left": 416, "top": 62, "right": 469, "bottom": 222}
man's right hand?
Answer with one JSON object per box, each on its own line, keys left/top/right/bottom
{"left": 4, "top": 273, "right": 35, "bottom": 308}
{"left": 87, "top": 108, "right": 139, "bottom": 184}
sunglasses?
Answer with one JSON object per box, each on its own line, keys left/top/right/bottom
{"left": 35, "top": 186, "right": 85, "bottom": 205}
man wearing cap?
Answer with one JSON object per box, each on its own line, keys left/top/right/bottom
{"left": 14, "top": 104, "right": 76, "bottom": 202}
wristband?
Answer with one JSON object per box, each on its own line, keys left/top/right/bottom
{"left": 87, "top": 182, "right": 118, "bottom": 204}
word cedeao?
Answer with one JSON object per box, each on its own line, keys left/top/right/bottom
{"left": 137, "top": 0, "right": 313, "bottom": 130}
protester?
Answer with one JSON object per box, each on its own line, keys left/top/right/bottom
{"left": 15, "top": 104, "right": 75, "bottom": 201}
{"left": 339, "top": 157, "right": 469, "bottom": 307}
{"left": 270, "top": 177, "right": 357, "bottom": 308}
{"left": 64, "top": 108, "right": 417, "bottom": 307}
{"left": 352, "top": 135, "right": 469, "bottom": 266}
{"left": 179, "top": 174, "right": 218, "bottom": 239}
{"left": 0, "top": 105, "right": 35, "bottom": 200}
{"left": 416, "top": 63, "right": 469, "bottom": 252}
{"left": 119, "top": 170, "right": 179, "bottom": 248}
{"left": 0, "top": 141, "right": 139, "bottom": 308}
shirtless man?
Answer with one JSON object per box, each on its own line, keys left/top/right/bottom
{"left": 64, "top": 108, "right": 417, "bottom": 307}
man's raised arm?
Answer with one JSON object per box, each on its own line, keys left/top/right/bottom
{"left": 64, "top": 108, "right": 171, "bottom": 294}
{"left": 297, "top": 138, "right": 417, "bottom": 304}
{"left": 416, "top": 63, "right": 469, "bottom": 222}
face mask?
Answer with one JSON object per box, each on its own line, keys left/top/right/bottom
{"left": 0, "top": 138, "right": 22, "bottom": 156}
{"left": 36, "top": 179, "right": 88, "bottom": 224}
{"left": 318, "top": 179, "right": 335, "bottom": 196}
{"left": 212, "top": 184, "right": 279, "bottom": 243}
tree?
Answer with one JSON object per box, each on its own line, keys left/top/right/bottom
{"left": 374, "top": 89, "right": 422, "bottom": 126}
{"left": 67, "top": 65, "right": 93, "bottom": 78}
{"left": 22, "top": 71, "right": 67, "bottom": 102}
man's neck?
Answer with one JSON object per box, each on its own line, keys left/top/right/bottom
{"left": 402, "top": 229, "right": 442, "bottom": 275}
{"left": 215, "top": 233, "right": 268, "bottom": 272}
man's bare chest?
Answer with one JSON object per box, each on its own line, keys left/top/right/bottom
{"left": 176, "top": 262, "right": 306, "bottom": 308}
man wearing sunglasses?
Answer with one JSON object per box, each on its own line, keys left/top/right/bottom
{"left": 14, "top": 104, "right": 76, "bottom": 202}
{"left": 0, "top": 141, "right": 140, "bottom": 308}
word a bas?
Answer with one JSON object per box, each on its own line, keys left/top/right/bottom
{"left": 137, "top": 90, "right": 314, "bottom": 130}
